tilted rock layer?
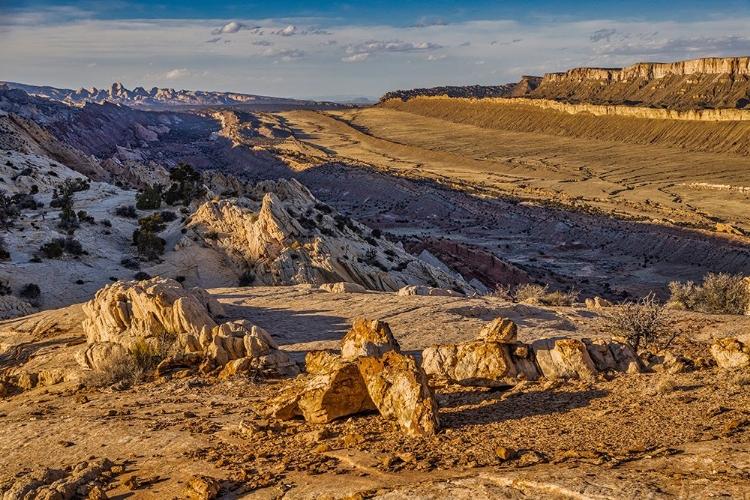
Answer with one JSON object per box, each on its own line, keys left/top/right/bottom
{"left": 185, "top": 178, "right": 475, "bottom": 293}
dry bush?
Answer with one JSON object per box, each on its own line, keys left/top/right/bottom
{"left": 83, "top": 351, "right": 143, "bottom": 388}
{"left": 603, "top": 293, "right": 669, "bottom": 351}
{"left": 488, "top": 284, "right": 513, "bottom": 301}
{"left": 541, "top": 288, "right": 580, "bottom": 307}
{"left": 668, "top": 273, "right": 749, "bottom": 315}
{"left": 514, "top": 284, "right": 548, "bottom": 304}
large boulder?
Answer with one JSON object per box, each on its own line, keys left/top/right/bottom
{"left": 711, "top": 337, "right": 750, "bottom": 369}
{"left": 82, "top": 278, "right": 224, "bottom": 348}
{"left": 477, "top": 317, "right": 517, "bottom": 343}
{"left": 531, "top": 338, "right": 598, "bottom": 381}
{"left": 305, "top": 349, "right": 348, "bottom": 375}
{"left": 297, "top": 363, "right": 377, "bottom": 423}
{"left": 340, "top": 318, "right": 401, "bottom": 361}
{"left": 422, "top": 342, "right": 513, "bottom": 387}
{"left": 358, "top": 351, "right": 440, "bottom": 437}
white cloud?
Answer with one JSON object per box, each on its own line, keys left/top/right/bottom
{"left": 426, "top": 54, "right": 446, "bottom": 61}
{"left": 342, "top": 53, "right": 369, "bottom": 62}
{"left": 345, "top": 39, "right": 442, "bottom": 54}
{"left": 211, "top": 21, "right": 258, "bottom": 35}
{"left": 164, "top": 68, "right": 189, "bottom": 79}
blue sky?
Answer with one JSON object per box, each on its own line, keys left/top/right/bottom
{"left": 2, "top": 1, "right": 749, "bottom": 99}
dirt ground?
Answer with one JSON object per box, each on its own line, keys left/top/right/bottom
{"left": 1, "top": 286, "right": 749, "bottom": 499}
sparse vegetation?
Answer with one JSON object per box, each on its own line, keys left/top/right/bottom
{"left": 514, "top": 283, "right": 549, "bottom": 304}
{"left": 0, "top": 190, "right": 19, "bottom": 229}
{"left": 37, "top": 236, "right": 84, "bottom": 259}
{"left": 0, "top": 235, "right": 10, "bottom": 261}
{"left": 164, "top": 163, "right": 205, "bottom": 206}
{"left": 668, "top": 273, "right": 749, "bottom": 315}
{"left": 135, "top": 184, "right": 163, "bottom": 210}
{"left": 0, "top": 281, "right": 11, "bottom": 296}
{"left": 133, "top": 213, "right": 167, "bottom": 261}
{"left": 238, "top": 270, "right": 256, "bottom": 287}
{"left": 603, "top": 293, "right": 669, "bottom": 351}
{"left": 50, "top": 178, "right": 90, "bottom": 229}
{"left": 18, "top": 283, "right": 41, "bottom": 307}
{"left": 134, "top": 271, "right": 151, "bottom": 281}
{"left": 120, "top": 257, "right": 140, "bottom": 270}
{"left": 115, "top": 205, "right": 138, "bottom": 218}
{"left": 541, "top": 288, "right": 580, "bottom": 306}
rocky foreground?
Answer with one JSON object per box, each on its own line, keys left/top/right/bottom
{"left": 1, "top": 279, "right": 748, "bottom": 499}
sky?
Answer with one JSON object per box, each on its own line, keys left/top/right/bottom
{"left": 1, "top": 1, "right": 750, "bottom": 100}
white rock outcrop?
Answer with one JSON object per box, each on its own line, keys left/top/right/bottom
{"left": 185, "top": 179, "right": 475, "bottom": 293}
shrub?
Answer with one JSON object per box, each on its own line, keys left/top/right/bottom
{"left": 514, "top": 283, "right": 548, "bottom": 304}
{"left": 63, "top": 236, "right": 83, "bottom": 256}
{"left": 0, "top": 235, "right": 9, "bottom": 262}
{"left": 134, "top": 271, "right": 152, "bottom": 281}
{"left": 19, "top": 283, "right": 41, "bottom": 307}
{"left": 121, "top": 257, "right": 141, "bottom": 270}
{"left": 100, "top": 219, "right": 112, "bottom": 227}
{"left": 135, "top": 231, "right": 165, "bottom": 261}
{"left": 0, "top": 190, "right": 19, "bottom": 228}
{"left": 82, "top": 351, "right": 141, "bottom": 388}
{"left": 135, "top": 185, "right": 162, "bottom": 210}
{"left": 372, "top": 228, "right": 382, "bottom": 239}
{"left": 238, "top": 270, "right": 256, "bottom": 287}
{"left": 39, "top": 239, "right": 65, "bottom": 259}
{"left": 603, "top": 293, "right": 669, "bottom": 351}
{"left": 51, "top": 178, "right": 89, "bottom": 229}
{"left": 0, "top": 281, "right": 11, "bottom": 296}
{"left": 175, "top": 276, "right": 186, "bottom": 284}
{"left": 115, "top": 205, "right": 138, "bottom": 218}
{"left": 159, "top": 210, "right": 177, "bottom": 222}
{"left": 668, "top": 273, "right": 749, "bottom": 315}
{"left": 164, "top": 163, "right": 205, "bottom": 206}
{"left": 541, "top": 288, "right": 580, "bottom": 306}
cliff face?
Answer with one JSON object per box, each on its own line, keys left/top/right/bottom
{"left": 530, "top": 57, "right": 750, "bottom": 110}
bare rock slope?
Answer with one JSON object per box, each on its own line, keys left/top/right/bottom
{"left": 184, "top": 178, "right": 476, "bottom": 293}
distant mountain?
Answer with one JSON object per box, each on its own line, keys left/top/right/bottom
{"left": 0, "top": 81, "right": 346, "bottom": 110}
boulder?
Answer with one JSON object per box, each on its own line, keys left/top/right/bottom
{"left": 82, "top": 278, "right": 222, "bottom": 348}
{"left": 531, "top": 338, "right": 598, "bottom": 381}
{"left": 711, "top": 338, "right": 750, "bottom": 369}
{"left": 183, "top": 475, "right": 221, "bottom": 500}
{"left": 608, "top": 338, "right": 642, "bottom": 373}
{"left": 75, "top": 342, "right": 130, "bottom": 371}
{"left": 583, "top": 338, "right": 617, "bottom": 372}
{"left": 319, "top": 282, "right": 367, "bottom": 294}
{"left": 341, "top": 318, "right": 401, "bottom": 361}
{"left": 305, "top": 350, "right": 347, "bottom": 375}
{"left": 297, "top": 363, "right": 377, "bottom": 423}
{"left": 423, "top": 341, "right": 538, "bottom": 386}
{"left": 477, "top": 317, "right": 517, "bottom": 343}
{"left": 422, "top": 341, "right": 513, "bottom": 387}
{"left": 358, "top": 351, "right": 440, "bottom": 437}
{"left": 397, "top": 285, "right": 463, "bottom": 297}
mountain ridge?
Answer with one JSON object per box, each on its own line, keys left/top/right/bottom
{"left": 0, "top": 81, "right": 346, "bottom": 110}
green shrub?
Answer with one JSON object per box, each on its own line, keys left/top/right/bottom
{"left": 136, "top": 185, "right": 162, "bottom": 210}
{"left": 39, "top": 239, "right": 65, "bottom": 258}
{"left": 115, "top": 205, "right": 138, "bottom": 218}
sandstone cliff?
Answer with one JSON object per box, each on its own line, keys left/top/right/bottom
{"left": 183, "top": 179, "right": 476, "bottom": 293}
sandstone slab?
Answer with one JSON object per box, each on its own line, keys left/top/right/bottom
{"left": 340, "top": 318, "right": 400, "bottom": 361}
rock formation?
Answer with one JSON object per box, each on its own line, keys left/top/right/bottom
{"left": 267, "top": 318, "right": 439, "bottom": 437}
{"left": 531, "top": 338, "right": 599, "bottom": 381}
{"left": 79, "top": 278, "right": 299, "bottom": 378}
{"left": 185, "top": 178, "right": 476, "bottom": 293}
{"left": 711, "top": 337, "right": 750, "bottom": 369}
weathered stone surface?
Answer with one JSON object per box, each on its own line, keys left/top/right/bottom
{"left": 305, "top": 350, "right": 347, "bottom": 375}
{"left": 0, "top": 295, "right": 35, "bottom": 320}
{"left": 585, "top": 297, "right": 613, "bottom": 309}
{"left": 422, "top": 341, "right": 513, "bottom": 387}
{"left": 583, "top": 338, "right": 617, "bottom": 372}
{"left": 358, "top": 351, "right": 440, "bottom": 437}
{"left": 319, "top": 282, "right": 367, "bottom": 294}
{"left": 477, "top": 317, "right": 517, "bottom": 343}
{"left": 423, "top": 341, "right": 538, "bottom": 386}
{"left": 183, "top": 475, "right": 221, "bottom": 500}
{"left": 75, "top": 342, "right": 130, "bottom": 371}
{"left": 711, "top": 338, "right": 750, "bottom": 369}
{"left": 608, "top": 339, "right": 642, "bottom": 373}
{"left": 341, "top": 318, "right": 401, "bottom": 361}
{"left": 397, "top": 285, "right": 463, "bottom": 297}
{"left": 532, "top": 338, "right": 598, "bottom": 380}
{"left": 297, "top": 363, "right": 376, "bottom": 424}
{"left": 82, "top": 278, "right": 222, "bottom": 348}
